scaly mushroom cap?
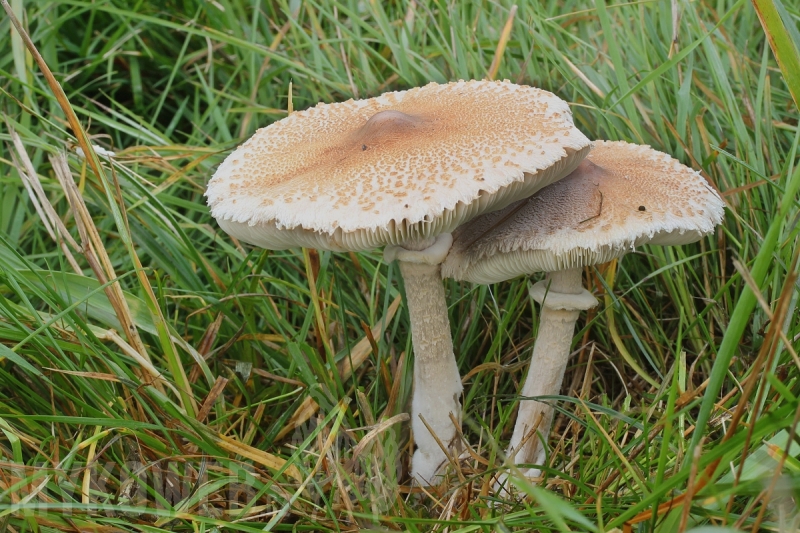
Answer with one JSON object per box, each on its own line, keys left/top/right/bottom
{"left": 206, "top": 80, "right": 591, "bottom": 251}
{"left": 441, "top": 141, "right": 725, "bottom": 283}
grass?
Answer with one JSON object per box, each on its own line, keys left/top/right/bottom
{"left": 0, "top": 0, "right": 799, "bottom": 531}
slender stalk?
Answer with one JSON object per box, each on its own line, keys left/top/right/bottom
{"left": 508, "top": 268, "right": 595, "bottom": 470}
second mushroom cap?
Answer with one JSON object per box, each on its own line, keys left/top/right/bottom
{"left": 442, "top": 140, "right": 725, "bottom": 283}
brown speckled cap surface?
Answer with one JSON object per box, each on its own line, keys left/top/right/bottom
{"left": 441, "top": 140, "right": 725, "bottom": 283}
{"left": 205, "top": 80, "right": 591, "bottom": 251}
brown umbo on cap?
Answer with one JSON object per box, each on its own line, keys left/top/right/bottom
{"left": 442, "top": 140, "right": 725, "bottom": 283}
{"left": 206, "top": 80, "right": 591, "bottom": 251}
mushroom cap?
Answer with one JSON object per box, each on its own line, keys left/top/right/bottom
{"left": 441, "top": 140, "right": 725, "bottom": 283}
{"left": 206, "top": 80, "right": 591, "bottom": 252}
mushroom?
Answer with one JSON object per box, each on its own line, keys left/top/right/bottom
{"left": 206, "top": 80, "right": 591, "bottom": 484}
{"left": 442, "top": 140, "right": 725, "bottom": 482}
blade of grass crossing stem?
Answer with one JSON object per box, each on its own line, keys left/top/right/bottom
{"left": 1, "top": 2, "right": 197, "bottom": 417}
{"left": 686, "top": 163, "right": 800, "bottom": 469}
{"left": 751, "top": 0, "right": 800, "bottom": 109}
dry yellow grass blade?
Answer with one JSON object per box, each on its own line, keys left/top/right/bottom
{"left": 98, "top": 330, "right": 178, "bottom": 396}
{"left": 214, "top": 433, "right": 302, "bottom": 481}
{"left": 44, "top": 369, "right": 121, "bottom": 382}
{"left": 276, "top": 295, "right": 401, "bottom": 440}
{"left": 81, "top": 427, "right": 103, "bottom": 505}
{"left": 349, "top": 412, "right": 409, "bottom": 464}
{"left": 6, "top": 125, "right": 83, "bottom": 275}
{"left": 487, "top": 4, "right": 517, "bottom": 80}
{"left": 50, "top": 155, "right": 157, "bottom": 370}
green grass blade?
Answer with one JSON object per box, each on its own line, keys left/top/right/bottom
{"left": 752, "top": 0, "right": 800, "bottom": 108}
{"left": 686, "top": 163, "right": 800, "bottom": 466}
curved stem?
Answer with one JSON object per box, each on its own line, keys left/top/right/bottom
{"left": 398, "top": 259, "right": 462, "bottom": 484}
{"left": 508, "top": 268, "right": 593, "bottom": 470}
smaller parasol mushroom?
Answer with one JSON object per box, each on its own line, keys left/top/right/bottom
{"left": 441, "top": 140, "right": 725, "bottom": 483}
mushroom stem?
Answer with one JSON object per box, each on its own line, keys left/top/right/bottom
{"left": 507, "top": 267, "right": 597, "bottom": 473}
{"left": 388, "top": 235, "right": 462, "bottom": 485}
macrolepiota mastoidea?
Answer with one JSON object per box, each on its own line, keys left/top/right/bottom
{"left": 205, "top": 80, "right": 591, "bottom": 485}
{"left": 442, "top": 140, "right": 725, "bottom": 488}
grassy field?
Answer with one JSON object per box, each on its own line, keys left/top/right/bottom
{"left": 1, "top": 0, "right": 799, "bottom": 531}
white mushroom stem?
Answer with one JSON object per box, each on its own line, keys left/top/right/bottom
{"left": 385, "top": 233, "right": 462, "bottom": 485}
{"left": 507, "top": 267, "right": 597, "bottom": 473}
